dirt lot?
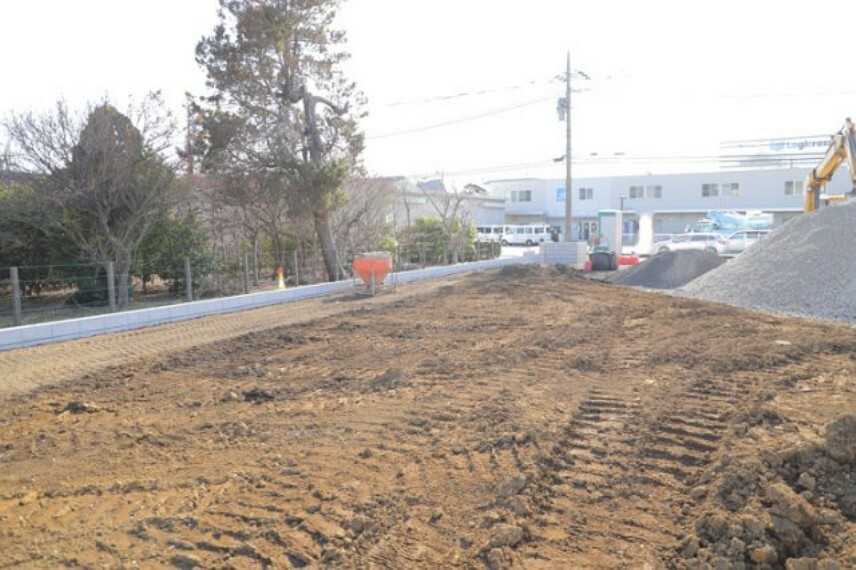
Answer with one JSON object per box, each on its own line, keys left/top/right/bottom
{"left": 0, "top": 266, "right": 854, "bottom": 569}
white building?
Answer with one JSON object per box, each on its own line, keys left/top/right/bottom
{"left": 362, "top": 176, "right": 505, "bottom": 234}
{"left": 487, "top": 167, "right": 851, "bottom": 253}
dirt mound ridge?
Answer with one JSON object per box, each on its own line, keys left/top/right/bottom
{"left": 614, "top": 250, "right": 726, "bottom": 289}
{"left": 678, "top": 413, "right": 856, "bottom": 568}
{"left": 498, "top": 264, "right": 541, "bottom": 278}
{"left": 681, "top": 201, "right": 856, "bottom": 323}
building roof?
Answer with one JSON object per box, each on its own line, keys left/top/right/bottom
{"left": 416, "top": 179, "right": 447, "bottom": 193}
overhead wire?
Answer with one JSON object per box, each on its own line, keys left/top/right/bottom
{"left": 576, "top": 153, "right": 825, "bottom": 163}
{"left": 718, "top": 88, "right": 856, "bottom": 99}
{"left": 404, "top": 151, "right": 825, "bottom": 179}
{"left": 380, "top": 77, "right": 560, "bottom": 107}
{"left": 367, "top": 96, "right": 555, "bottom": 140}
{"left": 720, "top": 134, "right": 830, "bottom": 144}
{"left": 419, "top": 159, "right": 559, "bottom": 178}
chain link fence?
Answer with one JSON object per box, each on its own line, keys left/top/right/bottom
{"left": 0, "top": 240, "right": 502, "bottom": 329}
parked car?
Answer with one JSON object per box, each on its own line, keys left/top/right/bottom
{"left": 716, "top": 229, "right": 771, "bottom": 254}
{"left": 652, "top": 233, "right": 720, "bottom": 255}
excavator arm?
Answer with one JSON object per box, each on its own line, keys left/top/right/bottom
{"left": 804, "top": 118, "right": 856, "bottom": 212}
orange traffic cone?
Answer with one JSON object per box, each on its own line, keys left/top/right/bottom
{"left": 277, "top": 266, "right": 286, "bottom": 289}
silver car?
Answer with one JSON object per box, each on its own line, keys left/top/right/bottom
{"left": 652, "top": 233, "right": 720, "bottom": 255}
{"left": 717, "top": 229, "right": 771, "bottom": 254}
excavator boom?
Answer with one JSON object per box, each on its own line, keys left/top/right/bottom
{"left": 804, "top": 118, "right": 856, "bottom": 212}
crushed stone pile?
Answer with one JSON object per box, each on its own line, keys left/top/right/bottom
{"left": 613, "top": 250, "right": 726, "bottom": 289}
{"left": 681, "top": 201, "right": 856, "bottom": 323}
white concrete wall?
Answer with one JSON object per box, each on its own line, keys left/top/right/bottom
{"left": 540, "top": 242, "right": 588, "bottom": 267}
{"left": 0, "top": 255, "right": 539, "bottom": 351}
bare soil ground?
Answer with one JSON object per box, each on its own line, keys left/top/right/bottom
{"left": 0, "top": 267, "right": 854, "bottom": 569}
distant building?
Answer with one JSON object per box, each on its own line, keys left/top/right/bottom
{"left": 367, "top": 176, "right": 505, "bottom": 234}
{"left": 487, "top": 167, "right": 851, "bottom": 253}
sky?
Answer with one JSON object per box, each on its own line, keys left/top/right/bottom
{"left": 2, "top": 0, "right": 855, "bottom": 186}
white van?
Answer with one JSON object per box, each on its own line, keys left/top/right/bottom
{"left": 501, "top": 224, "right": 554, "bottom": 246}
{"left": 475, "top": 225, "right": 505, "bottom": 242}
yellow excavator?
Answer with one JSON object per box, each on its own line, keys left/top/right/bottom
{"left": 803, "top": 118, "right": 856, "bottom": 212}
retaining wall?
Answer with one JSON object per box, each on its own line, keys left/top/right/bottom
{"left": 0, "top": 254, "right": 537, "bottom": 351}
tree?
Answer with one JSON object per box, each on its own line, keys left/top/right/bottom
{"left": 421, "top": 184, "right": 477, "bottom": 263}
{"left": 134, "top": 177, "right": 217, "bottom": 295}
{"left": 194, "top": 0, "right": 364, "bottom": 281}
{"left": 333, "top": 175, "right": 396, "bottom": 254}
{"left": 0, "top": 178, "right": 69, "bottom": 292}
{"left": 5, "top": 96, "right": 177, "bottom": 308}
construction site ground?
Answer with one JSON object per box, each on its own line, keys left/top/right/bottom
{"left": 0, "top": 266, "right": 853, "bottom": 569}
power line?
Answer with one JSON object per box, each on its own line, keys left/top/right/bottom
{"left": 431, "top": 159, "right": 558, "bottom": 178}
{"left": 381, "top": 77, "right": 559, "bottom": 107}
{"left": 575, "top": 155, "right": 824, "bottom": 166}
{"left": 719, "top": 88, "right": 856, "bottom": 99}
{"left": 367, "top": 96, "right": 554, "bottom": 140}
{"left": 720, "top": 134, "right": 829, "bottom": 145}
{"left": 403, "top": 152, "right": 826, "bottom": 179}
{"left": 579, "top": 152, "right": 825, "bottom": 161}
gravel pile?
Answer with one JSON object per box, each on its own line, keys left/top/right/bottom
{"left": 681, "top": 201, "right": 856, "bottom": 323}
{"left": 614, "top": 250, "right": 726, "bottom": 289}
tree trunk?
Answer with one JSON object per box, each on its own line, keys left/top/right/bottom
{"left": 252, "top": 234, "right": 260, "bottom": 286}
{"left": 115, "top": 256, "right": 132, "bottom": 310}
{"left": 271, "top": 233, "right": 283, "bottom": 274}
{"left": 303, "top": 88, "right": 344, "bottom": 283}
{"left": 314, "top": 207, "right": 339, "bottom": 281}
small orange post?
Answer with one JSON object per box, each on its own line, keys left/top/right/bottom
{"left": 277, "top": 266, "right": 286, "bottom": 289}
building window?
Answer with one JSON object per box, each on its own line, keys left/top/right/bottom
{"left": 579, "top": 187, "right": 593, "bottom": 200}
{"left": 646, "top": 185, "right": 662, "bottom": 198}
{"left": 784, "top": 180, "right": 804, "bottom": 195}
{"left": 517, "top": 190, "right": 531, "bottom": 202}
{"left": 628, "top": 185, "right": 644, "bottom": 199}
{"left": 702, "top": 183, "right": 738, "bottom": 197}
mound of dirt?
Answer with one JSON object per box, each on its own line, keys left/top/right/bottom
{"left": 681, "top": 201, "right": 856, "bottom": 323}
{"left": 498, "top": 264, "right": 540, "bottom": 278}
{"left": 826, "top": 414, "right": 856, "bottom": 464}
{"left": 614, "top": 250, "right": 726, "bottom": 289}
{"left": 678, "top": 413, "right": 855, "bottom": 569}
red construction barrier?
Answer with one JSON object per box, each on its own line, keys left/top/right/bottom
{"left": 353, "top": 253, "right": 392, "bottom": 288}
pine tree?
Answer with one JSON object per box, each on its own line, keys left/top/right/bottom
{"left": 195, "top": 0, "right": 364, "bottom": 281}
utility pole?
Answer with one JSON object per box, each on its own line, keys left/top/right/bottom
{"left": 564, "top": 51, "right": 573, "bottom": 243}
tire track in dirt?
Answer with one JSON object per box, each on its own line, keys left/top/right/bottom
{"left": 526, "top": 374, "right": 753, "bottom": 567}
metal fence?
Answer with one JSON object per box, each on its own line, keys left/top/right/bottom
{"left": 0, "top": 240, "right": 502, "bottom": 329}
